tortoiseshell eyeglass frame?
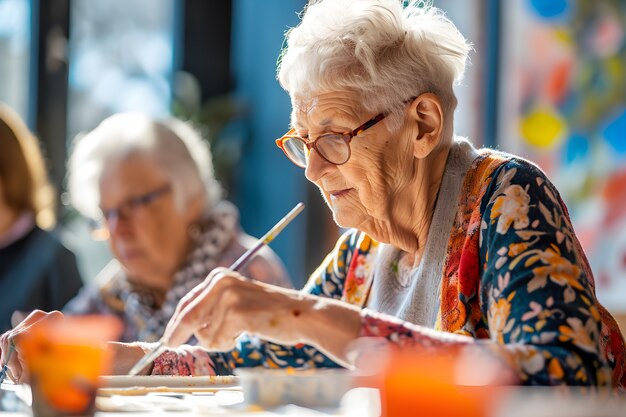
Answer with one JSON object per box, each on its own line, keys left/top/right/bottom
{"left": 275, "top": 113, "right": 386, "bottom": 168}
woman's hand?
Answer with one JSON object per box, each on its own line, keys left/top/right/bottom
{"left": 0, "top": 310, "right": 64, "bottom": 384}
{"left": 162, "top": 267, "right": 363, "bottom": 367}
{"left": 162, "top": 268, "right": 292, "bottom": 350}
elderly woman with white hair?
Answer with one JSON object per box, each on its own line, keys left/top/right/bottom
{"left": 0, "top": 113, "right": 291, "bottom": 382}
{"left": 145, "top": 0, "right": 625, "bottom": 387}
{"left": 4, "top": 0, "right": 626, "bottom": 389}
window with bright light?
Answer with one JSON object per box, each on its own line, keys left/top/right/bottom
{"left": 67, "top": 0, "right": 177, "bottom": 141}
{"left": 0, "top": 0, "right": 31, "bottom": 121}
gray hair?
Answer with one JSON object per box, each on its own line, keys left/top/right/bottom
{"left": 277, "top": 0, "right": 471, "bottom": 132}
{"left": 67, "top": 113, "right": 222, "bottom": 220}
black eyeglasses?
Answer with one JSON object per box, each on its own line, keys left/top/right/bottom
{"left": 91, "top": 184, "right": 172, "bottom": 239}
{"left": 275, "top": 113, "right": 386, "bottom": 168}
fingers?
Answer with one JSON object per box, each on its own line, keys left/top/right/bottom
{"left": 12, "top": 310, "right": 63, "bottom": 341}
{"left": 195, "top": 311, "right": 239, "bottom": 352}
{"left": 1, "top": 318, "right": 26, "bottom": 383}
{"left": 164, "top": 270, "right": 237, "bottom": 347}
{"left": 0, "top": 335, "right": 13, "bottom": 379}
{"left": 8, "top": 310, "right": 47, "bottom": 336}
{"left": 8, "top": 310, "right": 62, "bottom": 340}
{"left": 173, "top": 280, "right": 209, "bottom": 318}
{"left": 7, "top": 346, "right": 24, "bottom": 383}
{"left": 163, "top": 268, "right": 253, "bottom": 350}
{"left": 1, "top": 332, "right": 22, "bottom": 383}
{"left": 195, "top": 327, "right": 238, "bottom": 352}
{"left": 163, "top": 283, "right": 214, "bottom": 347}
{"left": 0, "top": 310, "right": 64, "bottom": 384}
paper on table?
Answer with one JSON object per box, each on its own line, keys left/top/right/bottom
{"left": 98, "top": 375, "right": 240, "bottom": 396}
{"left": 100, "top": 375, "right": 239, "bottom": 388}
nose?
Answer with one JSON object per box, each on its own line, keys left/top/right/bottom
{"left": 304, "top": 148, "right": 333, "bottom": 183}
{"left": 106, "top": 213, "right": 120, "bottom": 236}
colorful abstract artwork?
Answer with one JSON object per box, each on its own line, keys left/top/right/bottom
{"left": 498, "top": 0, "right": 626, "bottom": 311}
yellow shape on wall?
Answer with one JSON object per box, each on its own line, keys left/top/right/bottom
{"left": 520, "top": 107, "right": 566, "bottom": 150}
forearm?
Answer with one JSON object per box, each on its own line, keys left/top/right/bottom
{"left": 359, "top": 310, "right": 609, "bottom": 386}
{"left": 294, "top": 295, "right": 363, "bottom": 367}
{"left": 492, "top": 344, "right": 609, "bottom": 386}
{"left": 157, "top": 290, "right": 362, "bottom": 374}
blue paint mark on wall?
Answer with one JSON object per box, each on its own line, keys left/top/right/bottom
{"left": 528, "top": 0, "right": 570, "bottom": 20}
{"left": 602, "top": 108, "right": 626, "bottom": 157}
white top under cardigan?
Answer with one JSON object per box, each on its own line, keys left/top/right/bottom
{"left": 366, "top": 139, "right": 480, "bottom": 327}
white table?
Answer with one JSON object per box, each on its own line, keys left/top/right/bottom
{"left": 6, "top": 382, "right": 626, "bottom": 417}
{"left": 1, "top": 382, "right": 381, "bottom": 417}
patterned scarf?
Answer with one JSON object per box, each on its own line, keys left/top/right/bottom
{"left": 99, "top": 201, "right": 239, "bottom": 342}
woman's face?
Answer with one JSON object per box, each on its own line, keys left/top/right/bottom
{"left": 294, "top": 91, "right": 415, "bottom": 229}
{"left": 98, "top": 154, "right": 199, "bottom": 290}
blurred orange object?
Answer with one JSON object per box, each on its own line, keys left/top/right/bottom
{"left": 18, "top": 315, "right": 122, "bottom": 416}
{"left": 357, "top": 345, "right": 511, "bottom": 417}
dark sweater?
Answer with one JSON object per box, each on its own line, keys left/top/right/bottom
{"left": 0, "top": 226, "right": 83, "bottom": 332}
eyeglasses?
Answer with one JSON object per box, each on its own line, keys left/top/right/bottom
{"left": 91, "top": 184, "right": 172, "bottom": 239}
{"left": 275, "top": 113, "right": 386, "bottom": 168}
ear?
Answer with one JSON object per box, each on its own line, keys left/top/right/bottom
{"left": 407, "top": 93, "right": 444, "bottom": 159}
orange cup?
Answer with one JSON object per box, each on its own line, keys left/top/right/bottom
{"left": 355, "top": 345, "right": 512, "bottom": 417}
{"left": 18, "top": 315, "right": 122, "bottom": 417}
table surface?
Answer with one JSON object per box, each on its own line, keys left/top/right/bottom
{"left": 0, "top": 382, "right": 381, "bottom": 416}
{"left": 3, "top": 382, "right": 626, "bottom": 417}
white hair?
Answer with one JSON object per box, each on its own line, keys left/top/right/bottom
{"left": 67, "top": 112, "right": 222, "bottom": 220}
{"left": 277, "top": 0, "right": 471, "bottom": 131}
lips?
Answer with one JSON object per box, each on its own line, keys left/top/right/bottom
{"left": 328, "top": 188, "right": 352, "bottom": 198}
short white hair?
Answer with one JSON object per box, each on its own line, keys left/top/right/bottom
{"left": 278, "top": 0, "right": 471, "bottom": 130}
{"left": 67, "top": 113, "right": 222, "bottom": 220}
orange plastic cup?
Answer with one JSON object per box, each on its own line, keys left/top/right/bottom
{"left": 18, "top": 315, "right": 122, "bottom": 417}
{"left": 355, "top": 345, "right": 512, "bottom": 417}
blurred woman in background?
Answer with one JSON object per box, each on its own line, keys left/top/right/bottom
{"left": 1, "top": 112, "right": 291, "bottom": 380}
{"left": 0, "top": 104, "right": 83, "bottom": 332}
{"left": 60, "top": 112, "right": 292, "bottom": 343}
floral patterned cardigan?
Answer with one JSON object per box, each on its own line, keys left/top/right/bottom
{"left": 152, "top": 149, "right": 626, "bottom": 389}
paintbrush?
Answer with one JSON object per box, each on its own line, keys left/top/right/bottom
{"left": 127, "top": 202, "right": 305, "bottom": 376}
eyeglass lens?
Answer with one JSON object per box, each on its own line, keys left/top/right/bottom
{"left": 283, "top": 134, "right": 350, "bottom": 166}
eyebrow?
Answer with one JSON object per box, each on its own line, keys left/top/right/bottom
{"left": 293, "top": 117, "right": 348, "bottom": 132}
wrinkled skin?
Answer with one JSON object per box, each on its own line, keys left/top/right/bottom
{"left": 157, "top": 92, "right": 452, "bottom": 363}
{"left": 295, "top": 91, "right": 449, "bottom": 263}
{"left": 99, "top": 154, "right": 203, "bottom": 294}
